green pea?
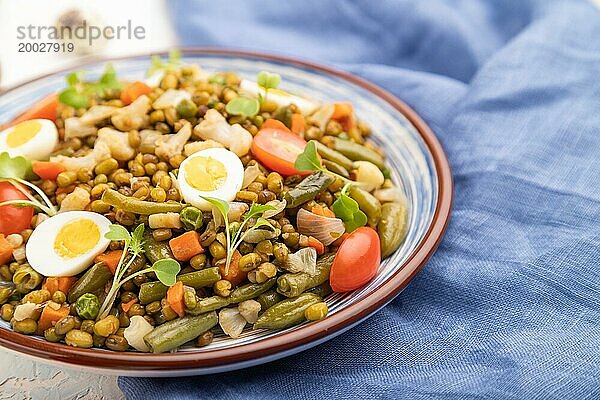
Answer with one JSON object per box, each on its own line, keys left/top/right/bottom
{"left": 180, "top": 207, "right": 204, "bottom": 230}
{"left": 75, "top": 293, "right": 100, "bottom": 320}
{"left": 176, "top": 99, "right": 198, "bottom": 118}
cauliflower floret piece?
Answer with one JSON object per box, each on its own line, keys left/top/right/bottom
{"left": 111, "top": 95, "right": 150, "bottom": 131}
{"left": 97, "top": 127, "right": 136, "bottom": 162}
{"left": 152, "top": 89, "right": 191, "bottom": 109}
{"left": 193, "top": 109, "right": 253, "bottom": 156}
{"left": 155, "top": 122, "right": 192, "bottom": 160}
{"left": 183, "top": 139, "right": 224, "bottom": 156}
{"left": 50, "top": 139, "right": 111, "bottom": 171}
{"left": 218, "top": 307, "right": 247, "bottom": 338}
{"left": 59, "top": 187, "right": 91, "bottom": 212}
{"left": 238, "top": 300, "right": 261, "bottom": 324}
{"left": 64, "top": 105, "right": 118, "bottom": 139}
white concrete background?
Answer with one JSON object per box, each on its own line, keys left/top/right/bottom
{"left": 0, "top": 1, "right": 176, "bottom": 398}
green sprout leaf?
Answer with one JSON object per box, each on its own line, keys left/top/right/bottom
{"left": 152, "top": 259, "right": 181, "bottom": 287}
{"left": 246, "top": 203, "right": 276, "bottom": 219}
{"left": 147, "top": 49, "right": 182, "bottom": 76}
{"left": 201, "top": 196, "right": 230, "bottom": 219}
{"left": 225, "top": 96, "right": 260, "bottom": 118}
{"left": 98, "top": 63, "right": 122, "bottom": 90}
{"left": 294, "top": 140, "right": 321, "bottom": 172}
{"left": 331, "top": 187, "right": 368, "bottom": 233}
{"left": 0, "top": 152, "right": 34, "bottom": 180}
{"left": 58, "top": 88, "right": 89, "bottom": 109}
{"left": 129, "top": 224, "right": 146, "bottom": 256}
{"left": 59, "top": 63, "right": 121, "bottom": 108}
{"left": 104, "top": 224, "right": 132, "bottom": 242}
{"left": 257, "top": 71, "right": 281, "bottom": 90}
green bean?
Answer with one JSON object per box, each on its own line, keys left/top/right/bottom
{"left": 187, "top": 278, "right": 276, "bottom": 315}
{"left": 123, "top": 255, "right": 147, "bottom": 277}
{"left": 284, "top": 171, "right": 335, "bottom": 208}
{"left": 306, "top": 282, "right": 333, "bottom": 298}
{"left": 349, "top": 186, "right": 382, "bottom": 227}
{"left": 143, "top": 233, "right": 174, "bottom": 264}
{"left": 378, "top": 201, "right": 409, "bottom": 258}
{"left": 138, "top": 267, "right": 221, "bottom": 304}
{"left": 316, "top": 141, "right": 354, "bottom": 170}
{"left": 323, "top": 137, "right": 386, "bottom": 171}
{"left": 68, "top": 263, "right": 112, "bottom": 303}
{"left": 253, "top": 293, "right": 321, "bottom": 330}
{"left": 102, "top": 189, "right": 184, "bottom": 215}
{"left": 179, "top": 207, "right": 204, "bottom": 230}
{"left": 256, "top": 290, "right": 284, "bottom": 311}
{"left": 277, "top": 253, "right": 335, "bottom": 297}
{"left": 12, "top": 265, "right": 43, "bottom": 293}
{"left": 144, "top": 311, "right": 218, "bottom": 353}
{"left": 322, "top": 160, "right": 350, "bottom": 178}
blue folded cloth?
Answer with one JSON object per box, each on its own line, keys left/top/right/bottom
{"left": 120, "top": 0, "right": 600, "bottom": 398}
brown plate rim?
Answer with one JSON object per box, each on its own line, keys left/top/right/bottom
{"left": 0, "top": 48, "right": 453, "bottom": 371}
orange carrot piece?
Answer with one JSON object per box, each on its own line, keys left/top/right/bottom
{"left": 166, "top": 281, "right": 185, "bottom": 318}
{"left": 260, "top": 118, "right": 291, "bottom": 132}
{"left": 37, "top": 304, "right": 70, "bottom": 333}
{"left": 169, "top": 231, "right": 204, "bottom": 262}
{"left": 120, "top": 81, "right": 153, "bottom": 105}
{"left": 32, "top": 161, "right": 66, "bottom": 181}
{"left": 4, "top": 93, "right": 58, "bottom": 130}
{"left": 308, "top": 236, "right": 325, "bottom": 255}
{"left": 121, "top": 298, "right": 138, "bottom": 314}
{"left": 331, "top": 102, "right": 355, "bottom": 131}
{"left": 290, "top": 114, "right": 305, "bottom": 135}
{"left": 41, "top": 277, "right": 77, "bottom": 296}
{"left": 94, "top": 250, "right": 123, "bottom": 275}
{"left": 0, "top": 235, "right": 13, "bottom": 265}
{"left": 219, "top": 250, "right": 246, "bottom": 286}
{"left": 311, "top": 205, "right": 336, "bottom": 219}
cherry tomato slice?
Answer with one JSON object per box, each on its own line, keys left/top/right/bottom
{"left": 330, "top": 227, "right": 381, "bottom": 292}
{"left": 0, "top": 182, "right": 34, "bottom": 235}
{"left": 251, "top": 121, "right": 311, "bottom": 176}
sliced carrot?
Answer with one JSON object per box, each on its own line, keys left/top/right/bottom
{"left": 311, "top": 204, "right": 336, "bottom": 219}
{"left": 41, "top": 277, "right": 77, "bottom": 296}
{"left": 290, "top": 113, "right": 305, "bottom": 135}
{"left": 261, "top": 118, "right": 291, "bottom": 132}
{"left": 94, "top": 250, "right": 123, "bottom": 275}
{"left": 166, "top": 281, "right": 185, "bottom": 318}
{"left": 169, "top": 231, "right": 204, "bottom": 262}
{"left": 308, "top": 236, "right": 325, "bottom": 255}
{"left": 120, "top": 81, "right": 153, "bottom": 105}
{"left": 4, "top": 93, "right": 58, "bottom": 129}
{"left": 121, "top": 298, "right": 138, "bottom": 314}
{"left": 37, "top": 303, "right": 70, "bottom": 333}
{"left": 219, "top": 250, "right": 246, "bottom": 286}
{"left": 0, "top": 235, "right": 13, "bottom": 265}
{"left": 32, "top": 161, "right": 66, "bottom": 181}
{"left": 331, "top": 101, "right": 355, "bottom": 131}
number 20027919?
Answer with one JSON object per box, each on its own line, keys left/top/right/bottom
{"left": 18, "top": 42, "right": 74, "bottom": 53}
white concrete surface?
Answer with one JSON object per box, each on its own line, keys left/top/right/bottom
{"left": 0, "top": 348, "right": 123, "bottom": 399}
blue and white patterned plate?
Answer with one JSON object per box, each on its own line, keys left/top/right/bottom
{"left": 0, "top": 50, "right": 452, "bottom": 376}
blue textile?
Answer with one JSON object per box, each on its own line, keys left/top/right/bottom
{"left": 120, "top": 0, "right": 600, "bottom": 398}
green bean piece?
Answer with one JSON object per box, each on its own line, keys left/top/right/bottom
{"left": 324, "top": 137, "right": 387, "bottom": 171}
{"left": 187, "top": 278, "right": 276, "bottom": 315}
{"left": 143, "top": 233, "right": 175, "bottom": 264}
{"left": 144, "top": 311, "right": 218, "bottom": 353}
{"left": 284, "top": 171, "right": 335, "bottom": 208}
{"left": 138, "top": 267, "right": 221, "bottom": 304}
{"left": 273, "top": 105, "right": 293, "bottom": 128}
{"left": 68, "top": 263, "right": 113, "bottom": 303}
{"left": 322, "top": 160, "right": 350, "bottom": 178}
{"left": 253, "top": 293, "right": 321, "bottom": 330}
{"left": 349, "top": 186, "right": 382, "bottom": 227}
{"left": 102, "top": 188, "right": 184, "bottom": 215}
{"left": 316, "top": 141, "right": 354, "bottom": 170}
{"left": 277, "top": 253, "right": 335, "bottom": 297}
{"left": 12, "top": 266, "right": 43, "bottom": 293}
{"left": 256, "top": 290, "right": 284, "bottom": 311}
{"left": 179, "top": 207, "right": 204, "bottom": 230}
{"left": 123, "top": 255, "right": 147, "bottom": 278}
{"left": 378, "top": 201, "right": 409, "bottom": 258}
{"left": 306, "top": 282, "right": 333, "bottom": 298}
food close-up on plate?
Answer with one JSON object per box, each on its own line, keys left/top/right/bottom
{"left": 0, "top": 50, "right": 452, "bottom": 376}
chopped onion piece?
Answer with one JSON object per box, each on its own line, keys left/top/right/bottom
{"left": 152, "top": 89, "right": 191, "bottom": 109}
{"left": 242, "top": 163, "right": 262, "bottom": 188}
{"left": 262, "top": 199, "right": 286, "bottom": 219}
{"left": 296, "top": 208, "right": 345, "bottom": 246}
{"left": 219, "top": 308, "right": 247, "bottom": 338}
{"left": 284, "top": 247, "right": 317, "bottom": 275}
{"left": 373, "top": 187, "right": 407, "bottom": 204}
{"left": 13, "top": 303, "right": 40, "bottom": 322}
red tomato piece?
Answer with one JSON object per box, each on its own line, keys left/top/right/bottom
{"left": 330, "top": 227, "right": 381, "bottom": 292}
{"left": 251, "top": 122, "right": 311, "bottom": 176}
{"left": 0, "top": 182, "right": 34, "bottom": 235}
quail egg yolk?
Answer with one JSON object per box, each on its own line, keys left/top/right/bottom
{"left": 184, "top": 156, "right": 228, "bottom": 191}
{"left": 6, "top": 120, "right": 42, "bottom": 148}
{"left": 53, "top": 219, "right": 101, "bottom": 259}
